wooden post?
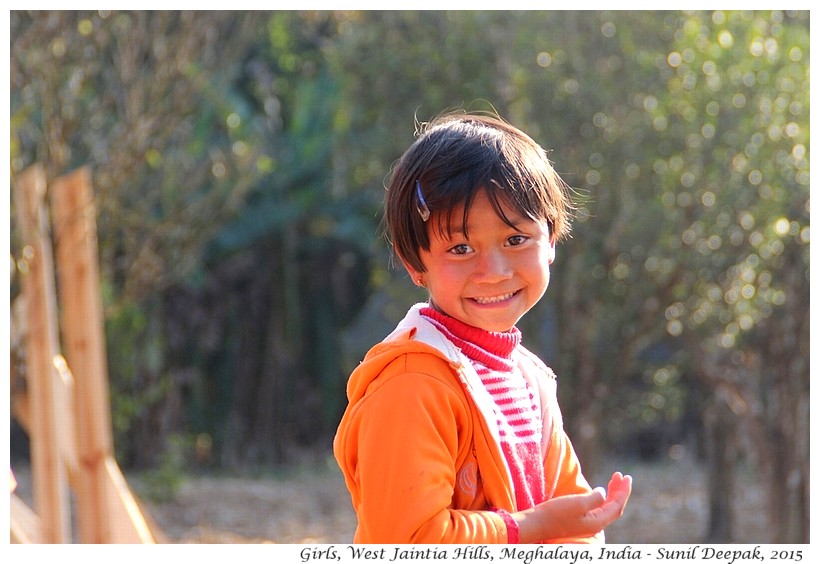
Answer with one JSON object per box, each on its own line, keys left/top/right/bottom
{"left": 50, "top": 167, "right": 157, "bottom": 544}
{"left": 50, "top": 167, "right": 114, "bottom": 543}
{"left": 12, "top": 164, "right": 71, "bottom": 543}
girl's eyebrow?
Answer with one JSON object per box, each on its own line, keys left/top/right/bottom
{"left": 434, "top": 220, "right": 467, "bottom": 240}
{"left": 446, "top": 217, "right": 527, "bottom": 239}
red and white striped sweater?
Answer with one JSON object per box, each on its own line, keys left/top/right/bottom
{"left": 420, "top": 307, "right": 547, "bottom": 510}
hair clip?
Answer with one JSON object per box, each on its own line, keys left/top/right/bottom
{"left": 415, "top": 180, "right": 431, "bottom": 222}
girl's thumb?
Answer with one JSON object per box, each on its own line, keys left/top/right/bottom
{"left": 588, "top": 487, "right": 607, "bottom": 506}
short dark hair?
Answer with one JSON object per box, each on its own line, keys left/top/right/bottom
{"left": 384, "top": 111, "right": 574, "bottom": 273}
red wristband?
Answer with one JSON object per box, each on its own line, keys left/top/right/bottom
{"left": 494, "top": 508, "right": 520, "bottom": 544}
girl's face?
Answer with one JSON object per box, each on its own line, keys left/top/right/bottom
{"left": 405, "top": 189, "right": 555, "bottom": 333}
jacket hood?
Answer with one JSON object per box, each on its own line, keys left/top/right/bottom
{"left": 344, "top": 303, "right": 466, "bottom": 405}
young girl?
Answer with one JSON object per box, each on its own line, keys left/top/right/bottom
{"left": 334, "top": 112, "right": 631, "bottom": 543}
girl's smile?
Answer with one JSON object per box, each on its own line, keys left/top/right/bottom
{"left": 471, "top": 290, "right": 519, "bottom": 305}
{"left": 406, "top": 188, "right": 555, "bottom": 333}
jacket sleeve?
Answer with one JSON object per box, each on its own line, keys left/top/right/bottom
{"left": 340, "top": 365, "right": 508, "bottom": 543}
{"left": 543, "top": 429, "right": 605, "bottom": 544}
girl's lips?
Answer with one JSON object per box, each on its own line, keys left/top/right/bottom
{"left": 471, "top": 290, "right": 519, "bottom": 305}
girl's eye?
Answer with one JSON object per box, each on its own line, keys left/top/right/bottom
{"left": 449, "top": 243, "right": 472, "bottom": 255}
{"left": 507, "top": 235, "right": 529, "bottom": 246}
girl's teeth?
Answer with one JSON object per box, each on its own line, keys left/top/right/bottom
{"left": 475, "top": 292, "right": 515, "bottom": 304}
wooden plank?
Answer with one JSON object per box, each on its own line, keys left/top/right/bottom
{"left": 12, "top": 164, "right": 71, "bottom": 543}
{"left": 51, "top": 355, "right": 79, "bottom": 477}
{"left": 102, "top": 456, "right": 157, "bottom": 543}
{"left": 50, "top": 167, "right": 115, "bottom": 543}
{"left": 10, "top": 493, "right": 44, "bottom": 544}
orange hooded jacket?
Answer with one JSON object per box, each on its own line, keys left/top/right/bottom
{"left": 333, "top": 304, "right": 602, "bottom": 544}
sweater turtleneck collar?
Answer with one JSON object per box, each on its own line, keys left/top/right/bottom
{"left": 419, "top": 306, "right": 521, "bottom": 362}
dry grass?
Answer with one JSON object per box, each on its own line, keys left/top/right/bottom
{"left": 589, "top": 456, "right": 769, "bottom": 544}
{"left": 12, "top": 452, "right": 770, "bottom": 544}
{"left": 139, "top": 456, "right": 356, "bottom": 544}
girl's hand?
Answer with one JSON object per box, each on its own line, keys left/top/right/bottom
{"left": 514, "top": 472, "right": 632, "bottom": 543}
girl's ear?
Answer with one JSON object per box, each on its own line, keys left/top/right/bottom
{"left": 401, "top": 257, "right": 426, "bottom": 288}
{"left": 547, "top": 236, "right": 556, "bottom": 265}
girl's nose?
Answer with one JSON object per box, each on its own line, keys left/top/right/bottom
{"left": 474, "top": 249, "right": 512, "bottom": 282}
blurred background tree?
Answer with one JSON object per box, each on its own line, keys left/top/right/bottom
{"left": 9, "top": 10, "right": 809, "bottom": 542}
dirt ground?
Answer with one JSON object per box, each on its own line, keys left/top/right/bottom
{"left": 12, "top": 451, "right": 770, "bottom": 544}
{"left": 139, "top": 452, "right": 770, "bottom": 544}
